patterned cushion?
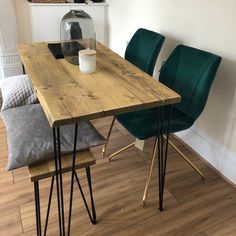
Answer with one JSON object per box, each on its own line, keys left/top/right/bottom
{"left": 0, "top": 74, "right": 38, "bottom": 111}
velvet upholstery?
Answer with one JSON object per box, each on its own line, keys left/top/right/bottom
{"left": 159, "top": 45, "right": 222, "bottom": 120}
{"left": 116, "top": 106, "right": 194, "bottom": 140}
{"left": 116, "top": 44, "right": 222, "bottom": 140}
{"left": 125, "top": 28, "right": 165, "bottom": 76}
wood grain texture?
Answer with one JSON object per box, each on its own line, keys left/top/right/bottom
{"left": 2, "top": 117, "right": 236, "bottom": 235}
{"left": 17, "top": 42, "right": 181, "bottom": 127}
{"left": 28, "top": 150, "right": 95, "bottom": 182}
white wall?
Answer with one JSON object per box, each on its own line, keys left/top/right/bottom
{"left": 106, "top": 0, "right": 236, "bottom": 183}
{"left": 13, "top": 0, "right": 32, "bottom": 43}
{"left": 0, "top": 0, "right": 22, "bottom": 79}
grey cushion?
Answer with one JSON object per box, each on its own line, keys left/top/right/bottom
{"left": 0, "top": 74, "right": 38, "bottom": 111}
{"left": 1, "top": 104, "right": 105, "bottom": 170}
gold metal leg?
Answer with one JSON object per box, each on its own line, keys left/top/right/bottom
{"left": 102, "top": 117, "right": 116, "bottom": 158}
{"left": 103, "top": 116, "right": 136, "bottom": 161}
{"left": 142, "top": 137, "right": 158, "bottom": 207}
{"left": 142, "top": 136, "right": 204, "bottom": 206}
{"left": 108, "top": 142, "right": 136, "bottom": 161}
{"left": 167, "top": 138, "right": 204, "bottom": 180}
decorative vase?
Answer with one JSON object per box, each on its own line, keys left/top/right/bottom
{"left": 60, "top": 10, "right": 96, "bottom": 65}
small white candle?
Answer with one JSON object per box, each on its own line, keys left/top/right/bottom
{"left": 78, "top": 49, "right": 96, "bottom": 74}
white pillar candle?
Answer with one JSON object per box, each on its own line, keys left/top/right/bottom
{"left": 78, "top": 49, "right": 96, "bottom": 74}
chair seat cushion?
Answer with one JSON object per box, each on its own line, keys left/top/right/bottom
{"left": 1, "top": 104, "right": 105, "bottom": 170}
{"left": 116, "top": 106, "right": 194, "bottom": 140}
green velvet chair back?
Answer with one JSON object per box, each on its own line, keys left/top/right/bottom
{"left": 159, "top": 44, "right": 222, "bottom": 120}
{"left": 125, "top": 28, "right": 165, "bottom": 76}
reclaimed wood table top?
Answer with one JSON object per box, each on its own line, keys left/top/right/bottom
{"left": 17, "top": 42, "right": 181, "bottom": 127}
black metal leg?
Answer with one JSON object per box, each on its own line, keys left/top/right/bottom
{"left": 34, "top": 181, "right": 42, "bottom": 236}
{"left": 52, "top": 124, "right": 96, "bottom": 235}
{"left": 68, "top": 123, "right": 78, "bottom": 236}
{"left": 86, "top": 167, "right": 96, "bottom": 224}
{"left": 157, "top": 143, "right": 162, "bottom": 210}
{"left": 43, "top": 177, "right": 55, "bottom": 236}
{"left": 53, "top": 128, "right": 63, "bottom": 236}
{"left": 57, "top": 127, "right": 66, "bottom": 236}
{"left": 74, "top": 170, "right": 96, "bottom": 224}
{"left": 157, "top": 105, "right": 172, "bottom": 211}
{"left": 160, "top": 106, "right": 165, "bottom": 211}
{"left": 156, "top": 107, "right": 162, "bottom": 210}
{"left": 22, "top": 64, "right": 26, "bottom": 74}
{"left": 162, "top": 105, "right": 172, "bottom": 190}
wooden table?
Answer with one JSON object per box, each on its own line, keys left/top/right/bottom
{"left": 18, "top": 42, "right": 181, "bottom": 235}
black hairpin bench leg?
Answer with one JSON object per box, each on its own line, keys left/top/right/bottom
{"left": 33, "top": 123, "right": 96, "bottom": 235}
{"left": 44, "top": 176, "right": 55, "bottom": 236}
{"left": 34, "top": 181, "right": 42, "bottom": 236}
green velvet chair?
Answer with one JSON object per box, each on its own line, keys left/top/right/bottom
{"left": 124, "top": 28, "right": 165, "bottom": 75}
{"left": 103, "top": 43, "right": 222, "bottom": 208}
{"left": 103, "top": 44, "right": 222, "bottom": 208}
{"left": 102, "top": 28, "right": 165, "bottom": 156}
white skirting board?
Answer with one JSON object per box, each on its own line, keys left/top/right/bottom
{"left": 176, "top": 125, "right": 236, "bottom": 185}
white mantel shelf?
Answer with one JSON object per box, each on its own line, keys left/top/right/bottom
{"left": 28, "top": 1, "right": 108, "bottom": 6}
{"left": 28, "top": 1, "right": 108, "bottom": 45}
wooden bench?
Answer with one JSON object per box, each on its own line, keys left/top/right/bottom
{"left": 28, "top": 150, "right": 96, "bottom": 181}
{"left": 28, "top": 150, "right": 97, "bottom": 236}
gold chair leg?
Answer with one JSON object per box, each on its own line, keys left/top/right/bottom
{"left": 142, "top": 136, "right": 204, "bottom": 206}
{"left": 167, "top": 138, "right": 204, "bottom": 180}
{"left": 102, "top": 117, "right": 116, "bottom": 158}
{"left": 108, "top": 142, "right": 136, "bottom": 161}
{"left": 142, "top": 137, "right": 158, "bottom": 207}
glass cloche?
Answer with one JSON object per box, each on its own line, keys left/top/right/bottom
{"left": 60, "top": 10, "right": 96, "bottom": 65}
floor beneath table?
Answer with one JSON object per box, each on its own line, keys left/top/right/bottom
{"left": 1, "top": 116, "right": 236, "bottom": 236}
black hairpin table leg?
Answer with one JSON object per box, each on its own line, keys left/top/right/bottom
{"left": 157, "top": 105, "right": 172, "bottom": 211}
{"left": 68, "top": 124, "right": 97, "bottom": 236}
{"left": 68, "top": 123, "right": 78, "bottom": 236}
{"left": 56, "top": 127, "right": 66, "bottom": 236}
{"left": 53, "top": 128, "right": 64, "bottom": 236}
